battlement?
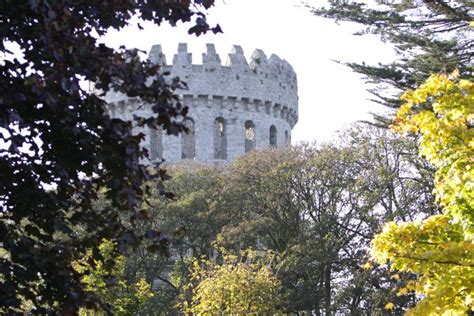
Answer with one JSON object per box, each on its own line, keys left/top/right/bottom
{"left": 106, "top": 44, "right": 299, "bottom": 164}
{"left": 147, "top": 43, "right": 298, "bottom": 126}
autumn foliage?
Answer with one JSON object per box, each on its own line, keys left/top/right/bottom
{"left": 371, "top": 73, "right": 474, "bottom": 314}
{"left": 179, "top": 249, "right": 283, "bottom": 315}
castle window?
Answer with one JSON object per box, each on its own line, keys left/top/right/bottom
{"left": 181, "top": 118, "right": 195, "bottom": 159}
{"left": 149, "top": 126, "right": 163, "bottom": 161}
{"left": 245, "top": 120, "right": 256, "bottom": 153}
{"left": 214, "top": 117, "right": 227, "bottom": 159}
{"left": 269, "top": 125, "right": 277, "bottom": 147}
{"left": 285, "top": 130, "right": 289, "bottom": 145}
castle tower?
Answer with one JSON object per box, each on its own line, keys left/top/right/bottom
{"left": 106, "top": 44, "right": 299, "bottom": 164}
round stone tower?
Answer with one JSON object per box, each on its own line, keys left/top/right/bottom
{"left": 106, "top": 43, "right": 298, "bottom": 164}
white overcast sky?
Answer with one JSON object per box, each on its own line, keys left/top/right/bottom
{"left": 102, "top": 0, "right": 397, "bottom": 143}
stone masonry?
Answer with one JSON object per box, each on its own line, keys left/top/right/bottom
{"left": 105, "top": 43, "right": 299, "bottom": 164}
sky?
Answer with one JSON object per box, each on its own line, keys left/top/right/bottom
{"left": 102, "top": 0, "right": 397, "bottom": 143}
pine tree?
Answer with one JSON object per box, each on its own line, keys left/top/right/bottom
{"left": 309, "top": 0, "right": 473, "bottom": 123}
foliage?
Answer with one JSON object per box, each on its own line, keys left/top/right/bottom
{"left": 221, "top": 127, "right": 439, "bottom": 314}
{"left": 370, "top": 73, "right": 474, "bottom": 314}
{"left": 0, "top": 1, "right": 221, "bottom": 312}
{"left": 110, "top": 163, "right": 230, "bottom": 314}
{"left": 148, "top": 162, "right": 231, "bottom": 260}
{"left": 308, "top": 0, "right": 473, "bottom": 120}
{"left": 395, "top": 73, "right": 473, "bottom": 228}
{"left": 74, "top": 240, "right": 154, "bottom": 315}
{"left": 104, "top": 124, "right": 436, "bottom": 314}
{"left": 179, "top": 249, "right": 284, "bottom": 315}
{"left": 138, "top": 127, "right": 433, "bottom": 314}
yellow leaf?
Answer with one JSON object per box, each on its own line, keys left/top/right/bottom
{"left": 397, "top": 287, "right": 408, "bottom": 296}
{"left": 373, "top": 74, "right": 474, "bottom": 316}
{"left": 385, "top": 302, "right": 395, "bottom": 311}
{"left": 363, "top": 261, "right": 373, "bottom": 270}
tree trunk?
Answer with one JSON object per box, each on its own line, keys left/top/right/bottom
{"left": 325, "top": 263, "right": 331, "bottom": 315}
{"left": 314, "top": 303, "right": 321, "bottom": 316}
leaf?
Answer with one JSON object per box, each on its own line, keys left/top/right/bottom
{"left": 372, "top": 74, "right": 474, "bottom": 315}
{"left": 385, "top": 302, "right": 395, "bottom": 311}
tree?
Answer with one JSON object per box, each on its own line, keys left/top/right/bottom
{"left": 122, "top": 125, "right": 439, "bottom": 314}
{"left": 73, "top": 239, "right": 154, "bottom": 315}
{"left": 0, "top": 1, "right": 220, "bottom": 313}
{"left": 115, "top": 162, "right": 232, "bottom": 313}
{"left": 370, "top": 73, "right": 474, "bottom": 314}
{"left": 149, "top": 162, "right": 232, "bottom": 260}
{"left": 216, "top": 132, "right": 436, "bottom": 315}
{"left": 179, "top": 249, "right": 283, "bottom": 315}
{"left": 308, "top": 0, "right": 473, "bottom": 121}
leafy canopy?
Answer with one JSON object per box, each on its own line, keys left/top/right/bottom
{"left": 371, "top": 73, "right": 474, "bottom": 315}
{"left": 179, "top": 249, "right": 284, "bottom": 315}
{"left": 0, "top": 0, "right": 220, "bottom": 313}
{"left": 73, "top": 239, "right": 154, "bottom": 315}
{"left": 395, "top": 72, "right": 473, "bottom": 227}
{"left": 149, "top": 132, "right": 435, "bottom": 314}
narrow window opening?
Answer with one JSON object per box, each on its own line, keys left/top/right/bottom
{"left": 149, "top": 126, "right": 163, "bottom": 160}
{"left": 181, "top": 118, "right": 195, "bottom": 159}
{"left": 245, "top": 120, "right": 256, "bottom": 153}
{"left": 270, "top": 125, "right": 277, "bottom": 147}
{"left": 214, "top": 117, "right": 227, "bottom": 159}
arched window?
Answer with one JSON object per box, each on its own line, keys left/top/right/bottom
{"left": 245, "top": 120, "right": 256, "bottom": 153}
{"left": 181, "top": 118, "right": 195, "bottom": 159}
{"left": 269, "top": 125, "right": 277, "bottom": 147}
{"left": 285, "top": 130, "right": 289, "bottom": 145}
{"left": 214, "top": 117, "right": 227, "bottom": 159}
{"left": 149, "top": 126, "right": 163, "bottom": 161}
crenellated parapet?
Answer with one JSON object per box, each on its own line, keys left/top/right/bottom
{"left": 148, "top": 43, "right": 298, "bottom": 127}
{"left": 106, "top": 43, "right": 299, "bottom": 164}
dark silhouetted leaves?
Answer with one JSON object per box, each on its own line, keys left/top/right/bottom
{"left": 0, "top": 0, "right": 219, "bottom": 313}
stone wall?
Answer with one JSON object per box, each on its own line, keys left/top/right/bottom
{"left": 105, "top": 43, "right": 299, "bottom": 164}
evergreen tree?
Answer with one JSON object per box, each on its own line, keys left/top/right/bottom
{"left": 308, "top": 0, "right": 473, "bottom": 123}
